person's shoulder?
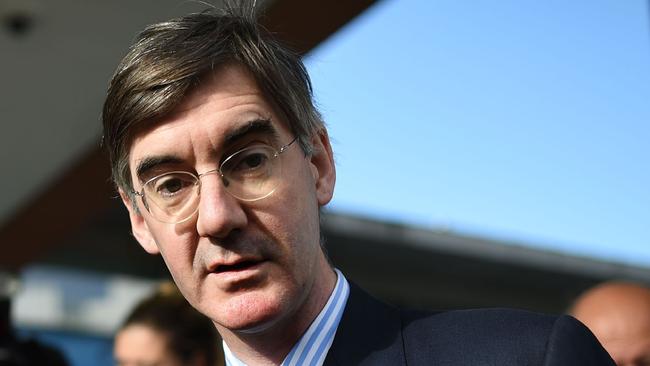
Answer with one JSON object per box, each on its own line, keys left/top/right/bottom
{"left": 404, "top": 307, "right": 556, "bottom": 334}
{"left": 400, "top": 308, "right": 614, "bottom": 365}
{"left": 337, "top": 283, "right": 613, "bottom": 365}
{"left": 402, "top": 307, "right": 557, "bottom": 348}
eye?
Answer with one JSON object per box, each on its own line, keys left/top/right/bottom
{"left": 223, "top": 146, "right": 273, "bottom": 175}
{"left": 238, "top": 151, "right": 267, "bottom": 170}
{"left": 149, "top": 173, "right": 196, "bottom": 198}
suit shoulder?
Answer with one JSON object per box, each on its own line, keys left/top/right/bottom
{"left": 403, "top": 307, "right": 555, "bottom": 347}
{"left": 401, "top": 308, "right": 614, "bottom": 365}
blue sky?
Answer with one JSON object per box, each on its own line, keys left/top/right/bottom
{"left": 304, "top": 0, "right": 650, "bottom": 265}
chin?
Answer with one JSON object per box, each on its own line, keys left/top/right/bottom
{"left": 234, "top": 316, "right": 283, "bottom": 334}
{"left": 211, "top": 289, "right": 292, "bottom": 333}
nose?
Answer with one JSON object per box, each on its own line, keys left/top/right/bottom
{"left": 195, "top": 174, "right": 248, "bottom": 240}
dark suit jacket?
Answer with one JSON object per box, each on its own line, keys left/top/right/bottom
{"left": 324, "top": 283, "right": 614, "bottom": 365}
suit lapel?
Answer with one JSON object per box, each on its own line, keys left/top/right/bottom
{"left": 323, "top": 283, "right": 406, "bottom": 366}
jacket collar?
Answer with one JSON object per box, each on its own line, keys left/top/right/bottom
{"left": 323, "top": 282, "right": 406, "bottom": 366}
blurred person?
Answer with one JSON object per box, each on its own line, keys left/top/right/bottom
{"left": 114, "top": 282, "right": 223, "bottom": 366}
{"left": 1, "top": 274, "right": 69, "bottom": 366}
{"left": 0, "top": 336, "right": 69, "bottom": 366}
{"left": 570, "top": 281, "right": 650, "bottom": 366}
{"left": 101, "top": 3, "right": 614, "bottom": 365}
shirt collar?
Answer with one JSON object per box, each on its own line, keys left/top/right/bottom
{"left": 224, "top": 268, "right": 350, "bottom": 366}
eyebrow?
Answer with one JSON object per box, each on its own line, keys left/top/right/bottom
{"left": 224, "top": 118, "right": 278, "bottom": 145}
{"left": 134, "top": 118, "right": 279, "bottom": 182}
{"left": 135, "top": 155, "right": 184, "bottom": 183}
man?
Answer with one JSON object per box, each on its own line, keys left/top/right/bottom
{"left": 571, "top": 281, "right": 650, "bottom": 366}
{"left": 102, "top": 6, "right": 614, "bottom": 365}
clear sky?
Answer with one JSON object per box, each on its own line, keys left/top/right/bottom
{"left": 304, "top": 0, "right": 650, "bottom": 265}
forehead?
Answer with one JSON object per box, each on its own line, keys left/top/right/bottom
{"left": 115, "top": 324, "right": 170, "bottom": 361}
{"left": 128, "top": 64, "right": 289, "bottom": 171}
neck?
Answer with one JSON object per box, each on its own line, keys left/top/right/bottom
{"left": 219, "top": 262, "right": 337, "bottom": 365}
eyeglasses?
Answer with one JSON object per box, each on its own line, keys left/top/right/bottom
{"left": 133, "top": 137, "right": 298, "bottom": 224}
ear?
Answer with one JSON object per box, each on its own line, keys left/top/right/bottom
{"left": 309, "top": 129, "right": 336, "bottom": 206}
{"left": 119, "top": 189, "right": 160, "bottom": 255}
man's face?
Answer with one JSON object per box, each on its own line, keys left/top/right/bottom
{"left": 121, "top": 64, "right": 336, "bottom": 334}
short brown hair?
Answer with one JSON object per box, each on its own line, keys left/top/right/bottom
{"left": 102, "top": 6, "right": 324, "bottom": 194}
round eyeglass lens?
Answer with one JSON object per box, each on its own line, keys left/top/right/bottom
{"left": 143, "top": 171, "right": 201, "bottom": 223}
{"left": 220, "top": 145, "right": 282, "bottom": 201}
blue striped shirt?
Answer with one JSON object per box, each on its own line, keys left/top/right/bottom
{"left": 223, "top": 269, "right": 350, "bottom": 366}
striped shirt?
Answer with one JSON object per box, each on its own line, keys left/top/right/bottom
{"left": 223, "top": 268, "right": 350, "bottom": 366}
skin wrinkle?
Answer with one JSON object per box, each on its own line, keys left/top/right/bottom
{"left": 132, "top": 116, "right": 273, "bottom": 189}
{"left": 128, "top": 81, "right": 276, "bottom": 185}
{"left": 134, "top": 119, "right": 279, "bottom": 194}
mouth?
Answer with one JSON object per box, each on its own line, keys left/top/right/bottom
{"left": 214, "top": 259, "right": 264, "bottom": 274}
{"left": 208, "top": 258, "right": 267, "bottom": 287}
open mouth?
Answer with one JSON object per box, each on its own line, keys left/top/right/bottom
{"left": 215, "top": 260, "right": 262, "bottom": 273}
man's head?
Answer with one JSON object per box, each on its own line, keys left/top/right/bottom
{"left": 102, "top": 7, "right": 337, "bottom": 339}
{"left": 103, "top": 7, "right": 324, "bottom": 198}
{"left": 570, "top": 281, "right": 650, "bottom": 366}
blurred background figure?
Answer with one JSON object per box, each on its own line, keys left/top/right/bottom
{"left": 114, "top": 282, "right": 223, "bottom": 366}
{"left": 570, "top": 281, "right": 650, "bottom": 366}
{"left": 1, "top": 272, "right": 69, "bottom": 366}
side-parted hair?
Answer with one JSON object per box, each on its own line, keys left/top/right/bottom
{"left": 102, "top": 5, "right": 324, "bottom": 195}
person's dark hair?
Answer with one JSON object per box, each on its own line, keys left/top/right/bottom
{"left": 120, "top": 283, "right": 220, "bottom": 365}
{"left": 2, "top": 288, "right": 69, "bottom": 366}
{"left": 0, "top": 338, "right": 69, "bottom": 366}
{"left": 102, "top": 4, "right": 324, "bottom": 197}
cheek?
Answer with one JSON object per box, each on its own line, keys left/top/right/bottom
{"left": 253, "top": 165, "right": 319, "bottom": 237}
{"left": 249, "top": 195, "right": 321, "bottom": 285}
{"left": 148, "top": 223, "right": 201, "bottom": 284}
{"left": 147, "top": 218, "right": 198, "bottom": 255}
{"left": 259, "top": 192, "right": 319, "bottom": 249}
